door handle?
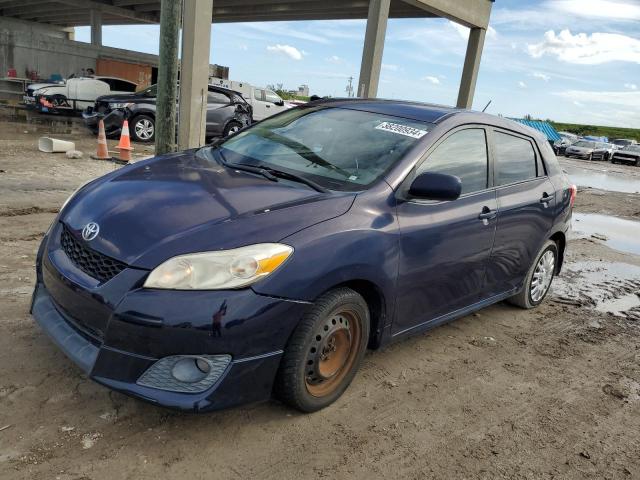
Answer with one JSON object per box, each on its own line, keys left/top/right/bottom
{"left": 266, "top": 104, "right": 271, "bottom": 108}
{"left": 478, "top": 206, "right": 497, "bottom": 221}
{"left": 539, "top": 193, "right": 552, "bottom": 204}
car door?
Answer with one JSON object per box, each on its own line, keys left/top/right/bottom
{"left": 252, "top": 88, "right": 267, "bottom": 121}
{"left": 206, "top": 91, "right": 234, "bottom": 137}
{"left": 264, "top": 89, "right": 287, "bottom": 117}
{"left": 393, "top": 127, "right": 498, "bottom": 336}
{"left": 483, "top": 129, "right": 556, "bottom": 295}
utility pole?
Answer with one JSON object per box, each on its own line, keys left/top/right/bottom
{"left": 155, "top": 0, "right": 182, "bottom": 155}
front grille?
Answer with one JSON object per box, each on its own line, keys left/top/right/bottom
{"left": 60, "top": 225, "right": 127, "bottom": 283}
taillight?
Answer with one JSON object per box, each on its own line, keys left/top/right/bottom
{"left": 569, "top": 184, "right": 577, "bottom": 208}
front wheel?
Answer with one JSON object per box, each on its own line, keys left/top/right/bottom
{"left": 508, "top": 240, "right": 558, "bottom": 309}
{"left": 275, "top": 288, "right": 369, "bottom": 412}
{"left": 130, "top": 114, "right": 155, "bottom": 142}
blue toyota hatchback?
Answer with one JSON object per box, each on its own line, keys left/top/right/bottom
{"left": 32, "top": 99, "right": 575, "bottom": 412}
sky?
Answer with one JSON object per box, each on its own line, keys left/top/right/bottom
{"left": 76, "top": 0, "right": 640, "bottom": 128}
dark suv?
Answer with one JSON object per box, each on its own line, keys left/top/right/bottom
{"left": 33, "top": 100, "right": 575, "bottom": 413}
{"left": 83, "top": 84, "right": 252, "bottom": 142}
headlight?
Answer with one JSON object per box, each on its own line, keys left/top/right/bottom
{"left": 109, "top": 102, "right": 133, "bottom": 109}
{"left": 144, "top": 243, "right": 293, "bottom": 290}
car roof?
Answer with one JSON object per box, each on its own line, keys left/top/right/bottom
{"left": 93, "top": 76, "right": 137, "bottom": 84}
{"left": 309, "top": 98, "right": 549, "bottom": 143}
{"left": 208, "top": 84, "right": 245, "bottom": 97}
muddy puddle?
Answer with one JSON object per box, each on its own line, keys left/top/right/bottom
{"left": 564, "top": 165, "right": 640, "bottom": 194}
{"left": 572, "top": 213, "right": 640, "bottom": 256}
{"left": 553, "top": 261, "right": 640, "bottom": 320}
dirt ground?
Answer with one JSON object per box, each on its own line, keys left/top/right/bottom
{"left": 1, "top": 112, "right": 639, "bottom": 479}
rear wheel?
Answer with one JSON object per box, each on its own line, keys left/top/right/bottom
{"left": 130, "top": 114, "right": 155, "bottom": 142}
{"left": 275, "top": 288, "right": 369, "bottom": 412}
{"left": 223, "top": 121, "right": 242, "bottom": 137}
{"left": 508, "top": 240, "right": 558, "bottom": 309}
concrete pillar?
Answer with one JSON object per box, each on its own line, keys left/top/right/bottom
{"left": 178, "top": 0, "right": 213, "bottom": 149}
{"left": 357, "top": 0, "right": 390, "bottom": 98}
{"left": 90, "top": 10, "right": 102, "bottom": 46}
{"left": 456, "top": 27, "right": 486, "bottom": 109}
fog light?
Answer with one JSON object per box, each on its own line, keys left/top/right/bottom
{"left": 172, "top": 358, "right": 209, "bottom": 383}
{"left": 137, "top": 354, "right": 232, "bottom": 393}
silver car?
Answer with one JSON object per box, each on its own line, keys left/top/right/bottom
{"left": 565, "top": 140, "right": 599, "bottom": 160}
{"left": 591, "top": 142, "right": 616, "bottom": 161}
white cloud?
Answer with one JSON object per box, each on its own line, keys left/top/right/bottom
{"left": 423, "top": 76, "right": 440, "bottom": 85}
{"left": 555, "top": 89, "right": 640, "bottom": 108}
{"left": 245, "top": 23, "right": 330, "bottom": 44}
{"left": 624, "top": 83, "right": 638, "bottom": 90}
{"left": 518, "top": 81, "right": 527, "bottom": 88}
{"left": 527, "top": 29, "right": 640, "bottom": 64}
{"left": 266, "top": 44, "right": 304, "bottom": 61}
{"left": 382, "top": 63, "right": 399, "bottom": 71}
{"left": 327, "top": 55, "right": 342, "bottom": 63}
{"left": 556, "top": 89, "right": 640, "bottom": 126}
{"left": 532, "top": 72, "right": 551, "bottom": 82}
{"left": 550, "top": 0, "right": 640, "bottom": 20}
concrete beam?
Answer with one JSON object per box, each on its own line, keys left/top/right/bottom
{"left": 177, "top": 0, "right": 213, "bottom": 149}
{"left": 90, "top": 9, "right": 102, "bottom": 46}
{"left": 357, "top": 0, "right": 389, "bottom": 98}
{"left": 456, "top": 27, "right": 486, "bottom": 109}
{"left": 55, "top": 0, "right": 159, "bottom": 24}
{"left": 401, "top": 0, "right": 492, "bottom": 29}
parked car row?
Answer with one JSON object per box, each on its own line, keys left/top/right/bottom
{"left": 554, "top": 133, "right": 639, "bottom": 165}
{"left": 24, "top": 75, "right": 293, "bottom": 143}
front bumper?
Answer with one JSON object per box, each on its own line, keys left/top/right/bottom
{"left": 31, "top": 230, "right": 310, "bottom": 412}
{"left": 82, "top": 108, "right": 125, "bottom": 135}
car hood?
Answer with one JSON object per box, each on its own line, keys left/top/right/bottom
{"left": 96, "top": 92, "right": 155, "bottom": 104}
{"left": 60, "top": 149, "right": 355, "bottom": 269}
{"left": 567, "top": 146, "right": 591, "bottom": 152}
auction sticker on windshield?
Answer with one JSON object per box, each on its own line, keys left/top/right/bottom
{"left": 375, "top": 122, "right": 428, "bottom": 139}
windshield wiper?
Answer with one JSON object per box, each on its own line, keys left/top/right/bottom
{"left": 216, "top": 148, "right": 277, "bottom": 182}
{"left": 252, "top": 129, "right": 352, "bottom": 179}
{"left": 214, "top": 146, "right": 327, "bottom": 192}
{"left": 258, "top": 166, "right": 328, "bottom": 193}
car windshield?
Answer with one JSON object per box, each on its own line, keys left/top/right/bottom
{"left": 612, "top": 139, "right": 631, "bottom": 146}
{"left": 211, "top": 106, "right": 432, "bottom": 190}
{"left": 574, "top": 141, "right": 597, "bottom": 148}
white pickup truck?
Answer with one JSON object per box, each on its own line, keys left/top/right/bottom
{"left": 26, "top": 76, "right": 138, "bottom": 113}
{"left": 209, "top": 78, "right": 293, "bottom": 121}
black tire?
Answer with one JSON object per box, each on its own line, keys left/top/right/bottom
{"left": 130, "top": 114, "right": 155, "bottom": 142}
{"left": 507, "top": 240, "right": 558, "bottom": 309}
{"left": 275, "top": 287, "right": 370, "bottom": 412}
{"left": 223, "top": 121, "right": 242, "bottom": 137}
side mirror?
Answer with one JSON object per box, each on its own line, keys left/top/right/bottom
{"left": 275, "top": 99, "right": 285, "bottom": 106}
{"left": 408, "top": 172, "right": 462, "bottom": 201}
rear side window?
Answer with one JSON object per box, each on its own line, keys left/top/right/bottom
{"left": 208, "top": 91, "right": 230, "bottom": 104}
{"left": 494, "top": 132, "right": 537, "bottom": 186}
{"left": 254, "top": 89, "right": 265, "bottom": 101}
{"left": 417, "top": 128, "right": 488, "bottom": 195}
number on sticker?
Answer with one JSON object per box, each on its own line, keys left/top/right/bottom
{"left": 375, "top": 122, "right": 427, "bottom": 139}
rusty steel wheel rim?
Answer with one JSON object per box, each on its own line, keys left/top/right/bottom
{"left": 305, "top": 309, "right": 361, "bottom": 398}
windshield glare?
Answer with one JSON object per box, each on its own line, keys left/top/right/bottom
{"left": 215, "top": 106, "right": 431, "bottom": 190}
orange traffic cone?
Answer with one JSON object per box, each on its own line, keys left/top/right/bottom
{"left": 91, "top": 119, "right": 111, "bottom": 160}
{"left": 115, "top": 120, "right": 134, "bottom": 163}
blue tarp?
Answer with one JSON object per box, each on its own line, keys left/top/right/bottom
{"left": 509, "top": 119, "right": 562, "bottom": 142}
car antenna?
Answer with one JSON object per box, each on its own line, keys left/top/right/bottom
{"left": 482, "top": 100, "right": 492, "bottom": 112}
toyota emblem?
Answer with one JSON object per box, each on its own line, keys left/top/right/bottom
{"left": 82, "top": 222, "right": 100, "bottom": 241}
